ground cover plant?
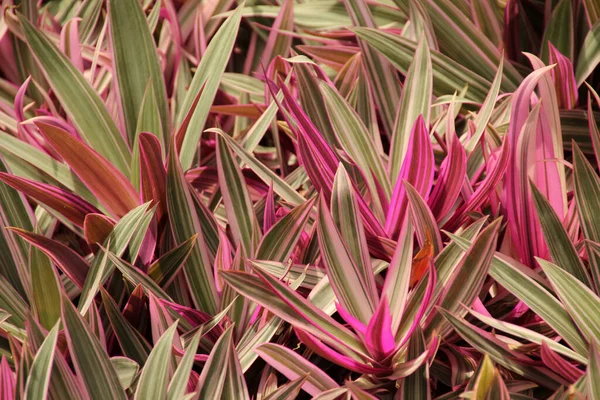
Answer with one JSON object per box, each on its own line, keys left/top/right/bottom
{"left": 1, "top": 0, "right": 600, "bottom": 398}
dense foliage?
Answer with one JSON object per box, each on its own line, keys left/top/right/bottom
{"left": 1, "top": 0, "right": 600, "bottom": 398}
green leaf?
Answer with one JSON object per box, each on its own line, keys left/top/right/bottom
{"left": 465, "top": 59, "right": 504, "bottom": 153}
{"left": 29, "top": 246, "right": 61, "bottom": 329}
{"left": 589, "top": 341, "right": 600, "bottom": 399}
{"left": 105, "top": 249, "right": 173, "bottom": 301}
{"left": 531, "top": 182, "right": 590, "bottom": 285}
{"left": 389, "top": 37, "right": 432, "bottom": 181}
{"left": 440, "top": 310, "right": 562, "bottom": 390}
{"left": 62, "top": 296, "right": 127, "bottom": 400}
{"left": 321, "top": 82, "right": 390, "bottom": 206}
{"left": 492, "top": 263, "right": 586, "bottom": 355}
{"left": 109, "top": 0, "right": 168, "bottom": 146}
{"left": 196, "top": 326, "right": 234, "bottom": 400}
{"left": 134, "top": 322, "right": 178, "bottom": 400}
{"left": 148, "top": 235, "right": 196, "bottom": 288}
{"left": 576, "top": 21, "right": 600, "bottom": 86}
{"left": 18, "top": 14, "right": 131, "bottom": 176}
{"left": 217, "top": 135, "right": 260, "bottom": 255}
{"left": 78, "top": 242, "right": 111, "bottom": 315}
{"left": 212, "top": 130, "right": 305, "bottom": 206}
{"left": 24, "top": 321, "right": 59, "bottom": 400}
{"left": 222, "top": 337, "right": 250, "bottom": 400}
{"left": 540, "top": 0, "right": 574, "bottom": 62}
{"left": 255, "top": 344, "right": 339, "bottom": 397}
{"left": 0, "top": 156, "right": 32, "bottom": 299}
{"left": 0, "top": 131, "right": 98, "bottom": 206}
{"left": 110, "top": 357, "right": 139, "bottom": 390}
{"left": 317, "top": 194, "right": 377, "bottom": 324}
{"left": 402, "top": 327, "right": 429, "bottom": 399}
{"left": 539, "top": 257, "right": 600, "bottom": 344}
{"left": 166, "top": 140, "right": 218, "bottom": 314}
{"left": 353, "top": 27, "right": 492, "bottom": 102}
{"left": 451, "top": 233, "right": 588, "bottom": 356}
{"left": 131, "top": 82, "right": 164, "bottom": 190}
{"left": 101, "top": 288, "right": 151, "bottom": 365}
{"left": 167, "top": 329, "right": 202, "bottom": 400}
{"left": 573, "top": 143, "right": 600, "bottom": 291}
{"left": 177, "top": 4, "right": 244, "bottom": 169}
{"left": 343, "top": 0, "right": 402, "bottom": 134}
{"left": 256, "top": 199, "right": 315, "bottom": 262}
{"left": 426, "top": 219, "right": 500, "bottom": 337}
{"left": 263, "top": 376, "right": 308, "bottom": 400}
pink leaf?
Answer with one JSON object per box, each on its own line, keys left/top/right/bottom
{"left": 385, "top": 115, "right": 434, "bottom": 239}
{"left": 35, "top": 122, "right": 140, "bottom": 218}
{"left": 0, "top": 173, "right": 99, "bottom": 227}
{"left": 365, "top": 295, "right": 396, "bottom": 361}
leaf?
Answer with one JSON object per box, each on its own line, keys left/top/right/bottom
{"left": 256, "top": 198, "right": 315, "bottom": 262}
{"left": 61, "top": 295, "right": 127, "bottom": 400}
{"left": 177, "top": 4, "right": 244, "bottom": 169}
{"left": 167, "top": 138, "right": 218, "bottom": 314}
{"left": 440, "top": 310, "right": 563, "bottom": 389}
{"left": 576, "top": 21, "right": 600, "bottom": 86}
{"left": 256, "top": 344, "right": 339, "bottom": 397}
{"left": 101, "top": 288, "right": 151, "bottom": 365}
{"left": 167, "top": 329, "right": 202, "bottom": 400}
{"left": 108, "top": 0, "right": 168, "bottom": 145}
{"left": 531, "top": 182, "right": 590, "bottom": 285}
{"left": 216, "top": 135, "right": 260, "bottom": 255}
{"left": 0, "top": 157, "right": 33, "bottom": 298}
{"left": 28, "top": 246, "right": 61, "bottom": 330}
{"left": 214, "top": 129, "right": 305, "bottom": 206}
{"left": 588, "top": 341, "right": 600, "bottom": 399}
{"left": 111, "top": 357, "right": 139, "bottom": 390}
{"left": 385, "top": 116, "right": 434, "bottom": 239}
{"left": 23, "top": 322, "right": 59, "bottom": 400}
{"left": 539, "top": 257, "right": 600, "bottom": 344}
{"left": 220, "top": 269, "right": 366, "bottom": 356}
{"left": 0, "top": 173, "right": 99, "bottom": 227}
{"left": 320, "top": 82, "right": 390, "bottom": 202}
{"left": 131, "top": 84, "right": 164, "bottom": 190}
{"left": 427, "top": 219, "right": 501, "bottom": 337}
{"left": 18, "top": 14, "right": 131, "bottom": 175}
{"left": 262, "top": 376, "right": 308, "bottom": 400}
{"left": 134, "top": 322, "right": 178, "bottom": 400}
{"left": 450, "top": 233, "right": 588, "bottom": 355}
{"left": 330, "top": 166, "right": 376, "bottom": 295}
{"left": 78, "top": 243, "right": 111, "bottom": 315}
{"left": 389, "top": 37, "right": 432, "bottom": 181}
{"left": 196, "top": 326, "right": 234, "bottom": 400}
{"left": 465, "top": 59, "right": 504, "bottom": 153}
{"left": 148, "top": 235, "right": 196, "bottom": 288}
{"left": 468, "top": 309, "right": 586, "bottom": 364}
{"left": 353, "top": 27, "right": 493, "bottom": 102}
{"left": 317, "top": 194, "right": 377, "bottom": 324}
{"left": 222, "top": 336, "right": 250, "bottom": 400}
{"left": 35, "top": 122, "right": 139, "bottom": 218}
{"left": 105, "top": 249, "right": 172, "bottom": 301}
{"left": 573, "top": 143, "right": 600, "bottom": 291}
{"left": 342, "top": 0, "right": 401, "bottom": 134}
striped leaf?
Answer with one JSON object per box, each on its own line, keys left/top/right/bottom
{"left": 18, "top": 15, "right": 131, "bottom": 176}
{"left": 62, "top": 296, "right": 127, "bottom": 400}
{"left": 109, "top": 0, "right": 168, "bottom": 146}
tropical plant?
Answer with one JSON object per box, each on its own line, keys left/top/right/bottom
{"left": 0, "top": 0, "right": 600, "bottom": 398}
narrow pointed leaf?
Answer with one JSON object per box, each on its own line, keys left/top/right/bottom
{"left": 18, "top": 14, "right": 131, "bottom": 175}
{"left": 24, "top": 322, "right": 59, "bottom": 400}
{"left": 62, "top": 296, "right": 127, "bottom": 400}
{"left": 109, "top": 0, "right": 168, "bottom": 145}
{"left": 134, "top": 322, "right": 178, "bottom": 400}
{"left": 177, "top": 4, "right": 244, "bottom": 169}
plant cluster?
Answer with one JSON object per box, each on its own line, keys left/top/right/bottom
{"left": 0, "top": 0, "right": 600, "bottom": 398}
